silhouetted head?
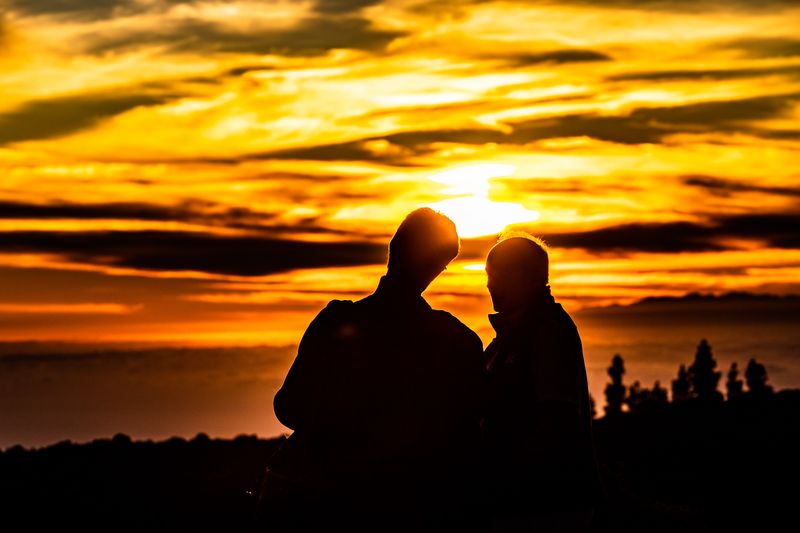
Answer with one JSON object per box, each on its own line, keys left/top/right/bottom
{"left": 387, "top": 208, "right": 460, "bottom": 294}
{"left": 486, "top": 233, "right": 549, "bottom": 314}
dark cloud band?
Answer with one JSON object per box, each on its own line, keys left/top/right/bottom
{"left": 495, "top": 49, "right": 612, "bottom": 67}
{"left": 683, "top": 176, "right": 800, "bottom": 198}
{"left": 0, "top": 231, "right": 388, "bottom": 276}
{"left": 6, "top": 0, "right": 386, "bottom": 21}
{"left": 3, "top": 0, "right": 188, "bottom": 21}
{"left": 6, "top": 1, "right": 404, "bottom": 57}
{"left": 542, "top": 213, "right": 800, "bottom": 253}
{"left": 462, "top": 212, "right": 800, "bottom": 257}
{"left": 85, "top": 17, "right": 404, "bottom": 56}
{"left": 1, "top": 211, "right": 797, "bottom": 277}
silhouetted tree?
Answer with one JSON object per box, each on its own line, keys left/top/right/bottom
{"left": 626, "top": 380, "right": 668, "bottom": 413}
{"left": 651, "top": 381, "right": 668, "bottom": 404}
{"left": 726, "top": 362, "right": 744, "bottom": 401}
{"left": 745, "top": 358, "right": 774, "bottom": 397}
{"left": 688, "top": 339, "right": 723, "bottom": 402}
{"left": 625, "top": 380, "right": 642, "bottom": 412}
{"left": 604, "top": 354, "right": 626, "bottom": 416}
{"left": 589, "top": 394, "right": 597, "bottom": 419}
{"left": 623, "top": 381, "right": 642, "bottom": 411}
{"left": 672, "top": 364, "right": 690, "bottom": 403}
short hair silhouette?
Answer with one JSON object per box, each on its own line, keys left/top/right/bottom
{"left": 387, "top": 208, "right": 459, "bottom": 280}
{"left": 487, "top": 232, "right": 549, "bottom": 286}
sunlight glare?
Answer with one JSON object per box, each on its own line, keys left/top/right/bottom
{"left": 426, "top": 163, "right": 541, "bottom": 238}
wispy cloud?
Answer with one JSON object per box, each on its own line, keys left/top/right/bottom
{"left": 0, "top": 303, "right": 141, "bottom": 314}
{"left": 609, "top": 65, "right": 800, "bottom": 82}
{"left": 84, "top": 15, "right": 404, "bottom": 56}
{"left": 0, "top": 91, "right": 178, "bottom": 145}
{"left": 682, "top": 175, "right": 800, "bottom": 198}
{"left": 254, "top": 91, "right": 800, "bottom": 163}
{"left": 493, "top": 49, "right": 613, "bottom": 67}
{"left": 519, "top": 0, "right": 800, "bottom": 12}
{"left": 720, "top": 37, "right": 800, "bottom": 58}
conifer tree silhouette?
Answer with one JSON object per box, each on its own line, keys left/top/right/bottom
{"left": 604, "top": 354, "right": 626, "bottom": 416}
{"left": 651, "top": 381, "right": 668, "bottom": 404}
{"left": 745, "top": 358, "right": 774, "bottom": 397}
{"left": 625, "top": 380, "right": 668, "bottom": 413}
{"left": 625, "top": 380, "right": 642, "bottom": 413}
{"left": 688, "top": 339, "right": 723, "bottom": 402}
{"left": 726, "top": 362, "right": 744, "bottom": 401}
{"left": 672, "top": 364, "right": 690, "bottom": 403}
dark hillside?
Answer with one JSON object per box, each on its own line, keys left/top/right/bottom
{"left": 2, "top": 391, "right": 798, "bottom": 531}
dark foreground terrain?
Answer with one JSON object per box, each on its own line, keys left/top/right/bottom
{"left": 2, "top": 391, "right": 799, "bottom": 531}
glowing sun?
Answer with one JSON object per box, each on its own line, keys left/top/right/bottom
{"left": 426, "top": 163, "right": 540, "bottom": 238}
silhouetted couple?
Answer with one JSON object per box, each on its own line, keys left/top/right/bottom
{"left": 263, "top": 208, "right": 601, "bottom": 532}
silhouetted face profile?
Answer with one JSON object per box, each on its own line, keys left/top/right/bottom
{"left": 387, "top": 208, "right": 460, "bottom": 294}
{"left": 486, "top": 236, "right": 549, "bottom": 314}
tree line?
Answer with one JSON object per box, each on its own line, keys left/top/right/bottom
{"left": 602, "top": 339, "right": 774, "bottom": 416}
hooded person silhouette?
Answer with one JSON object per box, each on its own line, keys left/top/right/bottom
{"left": 264, "top": 208, "right": 485, "bottom": 531}
{"left": 482, "top": 234, "right": 602, "bottom": 532}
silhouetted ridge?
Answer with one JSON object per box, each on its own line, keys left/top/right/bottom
{"left": 582, "top": 291, "right": 800, "bottom": 313}
{"left": 633, "top": 291, "right": 800, "bottom": 305}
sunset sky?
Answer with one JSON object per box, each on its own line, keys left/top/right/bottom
{"left": 1, "top": 0, "right": 799, "bottom": 447}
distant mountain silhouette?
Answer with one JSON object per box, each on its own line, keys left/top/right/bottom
{"left": 578, "top": 291, "right": 800, "bottom": 323}
{"left": 585, "top": 291, "right": 800, "bottom": 308}
{"left": 629, "top": 291, "right": 800, "bottom": 305}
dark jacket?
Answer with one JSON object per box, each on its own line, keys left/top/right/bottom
{"left": 271, "top": 276, "right": 485, "bottom": 510}
{"left": 482, "top": 290, "right": 602, "bottom": 511}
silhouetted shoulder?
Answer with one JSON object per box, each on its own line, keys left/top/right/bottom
{"left": 318, "top": 298, "right": 355, "bottom": 316}
{"left": 305, "top": 299, "right": 356, "bottom": 329}
{"left": 430, "top": 308, "right": 484, "bottom": 350}
{"left": 273, "top": 299, "right": 357, "bottom": 430}
{"left": 295, "top": 299, "right": 357, "bottom": 343}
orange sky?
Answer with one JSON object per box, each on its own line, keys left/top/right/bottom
{"left": 0, "top": 0, "right": 799, "bottom": 446}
